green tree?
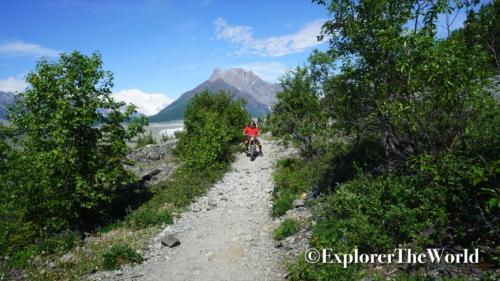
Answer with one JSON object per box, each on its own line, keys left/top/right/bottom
{"left": 176, "top": 90, "right": 249, "bottom": 169}
{"left": 272, "top": 66, "right": 327, "bottom": 158}
{"left": 0, "top": 51, "right": 147, "bottom": 236}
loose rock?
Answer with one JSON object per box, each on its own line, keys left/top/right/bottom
{"left": 292, "top": 199, "right": 304, "bottom": 208}
{"left": 161, "top": 234, "right": 181, "bottom": 248}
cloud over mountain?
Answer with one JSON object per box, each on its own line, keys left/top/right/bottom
{"left": 0, "top": 76, "right": 28, "bottom": 93}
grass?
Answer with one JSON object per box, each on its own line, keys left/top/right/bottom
{"left": 273, "top": 218, "right": 301, "bottom": 240}
{"left": 102, "top": 244, "right": 143, "bottom": 270}
{"left": 271, "top": 155, "right": 330, "bottom": 217}
{"left": 135, "top": 131, "right": 156, "bottom": 149}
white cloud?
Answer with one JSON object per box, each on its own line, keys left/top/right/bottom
{"left": 0, "top": 76, "right": 28, "bottom": 93}
{"left": 214, "top": 18, "right": 325, "bottom": 56}
{"left": 112, "top": 89, "right": 173, "bottom": 116}
{"left": 236, "top": 62, "right": 290, "bottom": 82}
{"left": 0, "top": 41, "right": 60, "bottom": 57}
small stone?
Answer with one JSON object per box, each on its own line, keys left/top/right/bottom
{"left": 161, "top": 234, "right": 181, "bottom": 248}
{"left": 292, "top": 199, "right": 305, "bottom": 208}
{"left": 220, "top": 196, "right": 228, "bottom": 201}
{"left": 208, "top": 200, "right": 217, "bottom": 208}
{"left": 59, "top": 253, "right": 76, "bottom": 264}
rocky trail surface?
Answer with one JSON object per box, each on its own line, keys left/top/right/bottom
{"left": 91, "top": 138, "right": 299, "bottom": 281}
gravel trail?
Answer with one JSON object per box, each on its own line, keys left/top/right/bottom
{"left": 97, "top": 138, "right": 288, "bottom": 281}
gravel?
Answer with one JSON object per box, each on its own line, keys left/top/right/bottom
{"left": 89, "top": 139, "right": 296, "bottom": 281}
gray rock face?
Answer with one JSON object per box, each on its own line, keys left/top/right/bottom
{"left": 125, "top": 140, "right": 177, "bottom": 187}
{"left": 128, "top": 140, "right": 176, "bottom": 163}
{"left": 161, "top": 234, "right": 180, "bottom": 248}
{"left": 0, "top": 91, "right": 15, "bottom": 119}
{"left": 150, "top": 68, "right": 283, "bottom": 122}
{"left": 209, "top": 68, "right": 281, "bottom": 106}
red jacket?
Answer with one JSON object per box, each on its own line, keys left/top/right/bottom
{"left": 244, "top": 126, "right": 260, "bottom": 136}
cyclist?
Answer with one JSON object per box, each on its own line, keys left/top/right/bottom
{"left": 243, "top": 121, "right": 263, "bottom": 156}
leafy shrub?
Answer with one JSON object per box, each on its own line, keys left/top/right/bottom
{"left": 273, "top": 218, "right": 301, "bottom": 240}
{"left": 287, "top": 256, "right": 360, "bottom": 281}
{"left": 37, "top": 231, "right": 81, "bottom": 254}
{"left": 135, "top": 132, "right": 156, "bottom": 148}
{"left": 176, "top": 90, "right": 250, "bottom": 169}
{"left": 102, "top": 244, "right": 143, "bottom": 270}
{"left": 123, "top": 165, "right": 225, "bottom": 230}
{"left": 271, "top": 66, "right": 331, "bottom": 159}
{"left": 272, "top": 189, "right": 296, "bottom": 217}
{"left": 0, "top": 52, "right": 147, "bottom": 243}
{"left": 272, "top": 156, "right": 331, "bottom": 217}
{"left": 312, "top": 175, "right": 447, "bottom": 252}
{"left": 126, "top": 207, "right": 172, "bottom": 229}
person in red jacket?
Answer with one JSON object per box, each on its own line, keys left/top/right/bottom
{"left": 243, "top": 121, "right": 263, "bottom": 156}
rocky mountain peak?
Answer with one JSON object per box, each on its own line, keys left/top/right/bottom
{"left": 209, "top": 68, "right": 261, "bottom": 87}
{"left": 207, "top": 68, "right": 280, "bottom": 106}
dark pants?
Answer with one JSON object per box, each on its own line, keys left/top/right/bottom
{"left": 244, "top": 135, "right": 262, "bottom": 152}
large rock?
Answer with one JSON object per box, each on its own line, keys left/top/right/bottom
{"left": 161, "top": 234, "right": 180, "bottom": 248}
{"left": 141, "top": 168, "right": 161, "bottom": 181}
{"left": 127, "top": 140, "right": 176, "bottom": 163}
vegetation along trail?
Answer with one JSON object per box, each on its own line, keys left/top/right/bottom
{"left": 91, "top": 138, "right": 290, "bottom": 281}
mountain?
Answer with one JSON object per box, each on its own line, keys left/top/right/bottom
{"left": 149, "top": 68, "right": 282, "bottom": 122}
{"left": 0, "top": 91, "right": 15, "bottom": 120}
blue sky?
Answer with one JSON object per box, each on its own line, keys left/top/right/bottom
{"left": 0, "top": 0, "right": 490, "bottom": 115}
{"left": 0, "top": 0, "right": 331, "bottom": 114}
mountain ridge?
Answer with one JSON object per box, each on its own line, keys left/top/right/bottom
{"left": 150, "top": 68, "right": 281, "bottom": 122}
{"left": 0, "top": 91, "right": 15, "bottom": 120}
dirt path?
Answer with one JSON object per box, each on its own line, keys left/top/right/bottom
{"left": 96, "top": 138, "right": 288, "bottom": 281}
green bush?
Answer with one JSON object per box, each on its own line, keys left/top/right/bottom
{"left": 272, "top": 156, "right": 331, "bottom": 217}
{"left": 272, "top": 189, "right": 296, "bottom": 217}
{"left": 176, "top": 90, "right": 250, "bottom": 170}
{"left": 0, "top": 51, "right": 148, "bottom": 254}
{"left": 123, "top": 165, "right": 226, "bottom": 230}
{"left": 312, "top": 175, "right": 447, "bottom": 252}
{"left": 135, "top": 132, "right": 156, "bottom": 148}
{"left": 126, "top": 208, "right": 172, "bottom": 229}
{"left": 37, "top": 231, "right": 81, "bottom": 254}
{"left": 102, "top": 244, "right": 143, "bottom": 270}
{"left": 273, "top": 218, "right": 301, "bottom": 240}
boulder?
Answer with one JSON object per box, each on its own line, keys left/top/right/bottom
{"left": 161, "top": 234, "right": 180, "bottom": 248}
{"left": 141, "top": 168, "right": 161, "bottom": 181}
